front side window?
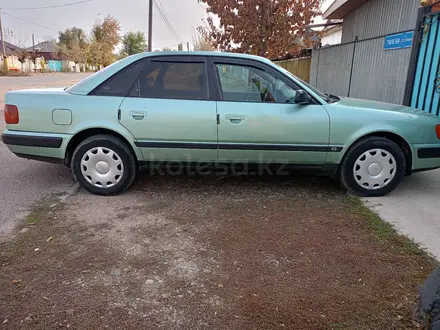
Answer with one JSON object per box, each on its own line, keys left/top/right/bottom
{"left": 279, "top": 66, "right": 328, "bottom": 101}
{"left": 92, "top": 59, "right": 146, "bottom": 97}
{"left": 216, "top": 64, "right": 298, "bottom": 103}
{"left": 130, "top": 61, "right": 208, "bottom": 100}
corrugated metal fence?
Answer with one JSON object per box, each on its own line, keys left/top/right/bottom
{"left": 274, "top": 57, "right": 311, "bottom": 82}
{"left": 310, "top": 33, "right": 413, "bottom": 105}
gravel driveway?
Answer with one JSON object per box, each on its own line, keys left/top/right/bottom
{"left": 0, "top": 174, "right": 437, "bottom": 329}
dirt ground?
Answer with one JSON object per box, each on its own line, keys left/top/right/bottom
{"left": 0, "top": 173, "right": 438, "bottom": 330}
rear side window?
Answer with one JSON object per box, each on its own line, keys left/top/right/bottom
{"left": 92, "top": 59, "right": 146, "bottom": 97}
{"left": 129, "top": 61, "right": 208, "bottom": 100}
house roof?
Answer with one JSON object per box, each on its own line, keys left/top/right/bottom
{"left": 35, "top": 52, "right": 68, "bottom": 61}
{"left": 322, "top": 24, "right": 343, "bottom": 37}
{"left": 323, "top": 0, "right": 370, "bottom": 19}
{"left": 26, "top": 41, "right": 58, "bottom": 53}
{"left": 0, "top": 40, "right": 22, "bottom": 55}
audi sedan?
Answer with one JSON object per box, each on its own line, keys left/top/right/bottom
{"left": 2, "top": 52, "right": 440, "bottom": 196}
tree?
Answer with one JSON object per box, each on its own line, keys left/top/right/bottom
{"left": 58, "top": 27, "right": 88, "bottom": 64}
{"left": 28, "top": 52, "right": 38, "bottom": 73}
{"left": 121, "top": 31, "right": 147, "bottom": 56}
{"left": 191, "top": 25, "right": 214, "bottom": 51}
{"left": 14, "top": 49, "right": 29, "bottom": 72}
{"left": 87, "top": 40, "right": 104, "bottom": 69}
{"left": 43, "top": 36, "right": 57, "bottom": 44}
{"left": 198, "top": 0, "right": 322, "bottom": 58}
{"left": 89, "top": 16, "right": 120, "bottom": 67}
{"left": 59, "top": 28, "right": 87, "bottom": 48}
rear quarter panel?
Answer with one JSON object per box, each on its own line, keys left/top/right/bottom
{"left": 4, "top": 91, "right": 143, "bottom": 161}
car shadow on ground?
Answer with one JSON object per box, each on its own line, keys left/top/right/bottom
{"left": 133, "top": 169, "right": 343, "bottom": 195}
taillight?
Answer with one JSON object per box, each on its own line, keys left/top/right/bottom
{"left": 436, "top": 125, "right": 440, "bottom": 139}
{"left": 4, "top": 105, "right": 19, "bottom": 124}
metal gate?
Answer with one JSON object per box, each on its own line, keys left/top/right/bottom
{"left": 411, "top": 10, "right": 440, "bottom": 115}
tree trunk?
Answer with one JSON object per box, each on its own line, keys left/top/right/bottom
{"left": 259, "top": 1, "right": 267, "bottom": 57}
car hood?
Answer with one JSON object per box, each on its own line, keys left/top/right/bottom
{"left": 335, "top": 97, "right": 428, "bottom": 115}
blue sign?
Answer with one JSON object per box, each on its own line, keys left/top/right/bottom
{"left": 384, "top": 31, "right": 414, "bottom": 50}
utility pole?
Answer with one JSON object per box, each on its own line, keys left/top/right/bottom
{"left": 148, "top": 0, "right": 153, "bottom": 52}
{"left": 187, "top": 41, "right": 190, "bottom": 51}
{"left": 32, "top": 34, "right": 36, "bottom": 73}
{"left": 0, "top": 9, "right": 8, "bottom": 70}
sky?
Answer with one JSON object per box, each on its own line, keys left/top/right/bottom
{"left": 0, "top": 0, "right": 334, "bottom": 51}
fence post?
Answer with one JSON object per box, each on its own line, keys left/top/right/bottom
{"left": 315, "top": 47, "right": 321, "bottom": 88}
{"left": 403, "top": 6, "right": 430, "bottom": 106}
{"left": 347, "top": 36, "right": 358, "bottom": 97}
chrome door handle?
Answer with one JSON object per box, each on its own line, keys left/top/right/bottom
{"left": 130, "top": 111, "right": 146, "bottom": 120}
{"left": 225, "top": 114, "right": 245, "bottom": 123}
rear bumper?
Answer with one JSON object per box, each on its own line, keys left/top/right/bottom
{"left": 1, "top": 132, "right": 63, "bottom": 148}
{"left": 2, "top": 130, "right": 71, "bottom": 164}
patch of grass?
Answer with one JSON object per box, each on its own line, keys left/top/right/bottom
{"left": 26, "top": 201, "right": 53, "bottom": 225}
{"left": 345, "top": 195, "right": 428, "bottom": 256}
{"left": 24, "top": 197, "right": 65, "bottom": 226}
{"left": 328, "top": 322, "right": 350, "bottom": 329}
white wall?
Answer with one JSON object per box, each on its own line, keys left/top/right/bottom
{"left": 0, "top": 55, "right": 45, "bottom": 72}
{"left": 321, "top": 29, "right": 342, "bottom": 46}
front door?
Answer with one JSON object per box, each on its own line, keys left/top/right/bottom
{"left": 119, "top": 57, "right": 218, "bottom": 163}
{"left": 213, "top": 59, "right": 330, "bottom": 165}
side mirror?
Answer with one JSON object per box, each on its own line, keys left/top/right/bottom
{"left": 294, "top": 90, "right": 312, "bottom": 105}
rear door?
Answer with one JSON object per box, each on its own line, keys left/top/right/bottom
{"left": 118, "top": 56, "right": 218, "bottom": 163}
{"left": 213, "top": 57, "right": 331, "bottom": 165}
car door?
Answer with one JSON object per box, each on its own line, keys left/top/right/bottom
{"left": 213, "top": 57, "right": 331, "bottom": 165}
{"left": 118, "top": 56, "right": 218, "bottom": 163}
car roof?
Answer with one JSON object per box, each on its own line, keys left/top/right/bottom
{"left": 127, "top": 51, "right": 273, "bottom": 65}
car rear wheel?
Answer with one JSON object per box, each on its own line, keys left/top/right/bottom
{"left": 340, "top": 137, "right": 406, "bottom": 197}
{"left": 71, "top": 135, "right": 137, "bottom": 195}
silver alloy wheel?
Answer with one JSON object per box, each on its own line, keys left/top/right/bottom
{"left": 353, "top": 148, "right": 397, "bottom": 190}
{"left": 80, "top": 147, "right": 124, "bottom": 188}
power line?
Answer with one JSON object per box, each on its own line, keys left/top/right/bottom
{"left": 157, "top": 0, "right": 165, "bottom": 13}
{"left": 2, "top": 12, "right": 58, "bottom": 32}
{"left": 153, "top": 0, "right": 184, "bottom": 44}
{"left": 1, "top": 0, "right": 92, "bottom": 10}
{"left": 153, "top": 1, "right": 180, "bottom": 41}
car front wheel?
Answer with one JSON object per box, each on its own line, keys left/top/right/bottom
{"left": 340, "top": 137, "right": 406, "bottom": 197}
{"left": 71, "top": 134, "right": 137, "bottom": 196}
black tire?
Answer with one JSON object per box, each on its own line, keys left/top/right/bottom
{"left": 340, "top": 137, "right": 406, "bottom": 197}
{"left": 71, "top": 134, "right": 137, "bottom": 196}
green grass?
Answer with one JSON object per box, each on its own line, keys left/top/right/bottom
{"left": 328, "top": 322, "right": 350, "bottom": 329}
{"left": 344, "top": 195, "right": 428, "bottom": 256}
{"left": 25, "top": 200, "right": 57, "bottom": 225}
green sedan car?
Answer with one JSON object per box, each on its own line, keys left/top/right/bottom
{"left": 2, "top": 52, "right": 440, "bottom": 196}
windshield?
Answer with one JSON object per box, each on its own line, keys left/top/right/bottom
{"left": 279, "top": 67, "right": 329, "bottom": 101}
